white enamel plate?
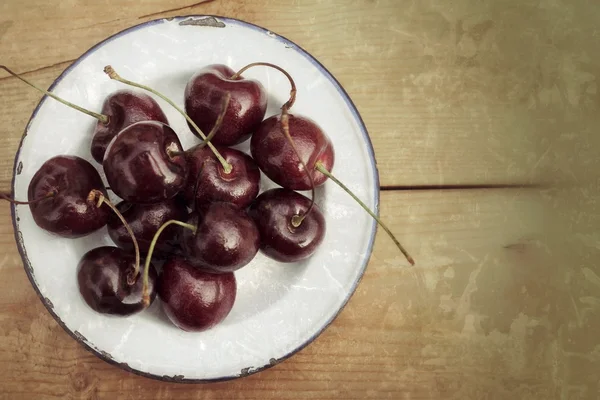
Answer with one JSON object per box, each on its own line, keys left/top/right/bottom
{"left": 12, "top": 16, "right": 379, "bottom": 382}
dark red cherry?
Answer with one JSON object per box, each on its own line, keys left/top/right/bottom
{"left": 103, "top": 121, "right": 187, "bottom": 204}
{"left": 27, "top": 155, "right": 109, "bottom": 238}
{"left": 184, "top": 64, "right": 267, "bottom": 146}
{"left": 183, "top": 144, "right": 260, "bottom": 210}
{"left": 182, "top": 202, "right": 259, "bottom": 273}
{"left": 251, "top": 113, "right": 335, "bottom": 191}
{"left": 248, "top": 188, "right": 326, "bottom": 262}
{"left": 91, "top": 90, "right": 168, "bottom": 163}
{"left": 77, "top": 246, "right": 158, "bottom": 316}
{"left": 107, "top": 196, "right": 188, "bottom": 256}
{"left": 158, "top": 257, "right": 236, "bottom": 332}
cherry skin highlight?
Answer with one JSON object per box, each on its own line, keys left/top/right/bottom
{"left": 158, "top": 257, "right": 237, "bottom": 332}
{"left": 183, "top": 144, "right": 260, "bottom": 210}
{"left": 27, "top": 155, "right": 109, "bottom": 238}
{"left": 77, "top": 246, "right": 158, "bottom": 316}
{"left": 182, "top": 202, "right": 260, "bottom": 273}
{"left": 184, "top": 64, "right": 267, "bottom": 146}
{"left": 103, "top": 121, "right": 187, "bottom": 204}
{"left": 91, "top": 90, "right": 168, "bottom": 163}
{"left": 251, "top": 113, "right": 334, "bottom": 191}
{"left": 107, "top": 196, "right": 188, "bottom": 257}
{"left": 248, "top": 188, "right": 326, "bottom": 262}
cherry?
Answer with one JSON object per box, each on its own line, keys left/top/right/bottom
{"left": 184, "top": 64, "right": 267, "bottom": 146}
{"left": 77, "top": 190, "right": 157, "bottom": 316}
{"left": 248, "top": 188, "right": 325, "bottom": 262}
{"left": 0, "top": 66, "right": 168, "bottom": 164}
{"left": 107, "top": 196, "right": 188, "bottom": 256}
{"left": 182, "top": 203, "right": 260, "bottom": 273}
{"left": 91, "top": 90, "right": 168, "bottom": 163}
{"left": 77, "top": 246, "right": 158, "bottom": 316}
{"left": 25, "top": 155, "right": 109, "bottom": 238}
{"left": 181, "top": 203, "right": 260, "bottom": 273}
{"left": 102, "top": 121, "right": 187, "bottom": 204}
{"left": 183, "top": 144, "right": 260, "bottom": 210}
{"left": 158, "top": 256, "right": 236, "bottom": 332}
{"left": 251, "top": 113, "right": 334, "bottom": 191}
{"left": 140, "top": 202, "right": 258, "bottom": 274}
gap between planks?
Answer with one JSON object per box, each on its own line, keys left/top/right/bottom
{"left": 380, "top": 183, "right": 544, "bottom": 191}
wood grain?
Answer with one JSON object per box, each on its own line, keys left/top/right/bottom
{"left": 2, "top": 0, "right": 598, "bottom": 187}
{"left": 0, "top": 189, "right": 569, "bottom": 399}
{"left": 0, "top": 0, "right": 598, "bottom": 398}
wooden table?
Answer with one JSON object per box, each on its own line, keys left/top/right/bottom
{"left": 1, "top": 1, "right": 598, "bottom": 398}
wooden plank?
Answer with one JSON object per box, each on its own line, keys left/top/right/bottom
{"left": 0, "top": 188, "right": 590, "bottom": 399}
{"left": 2, "top": 0, "right": 597, "bottom": 187}
{"left": 0, "top": 0, "right": 598, "bottom": 398}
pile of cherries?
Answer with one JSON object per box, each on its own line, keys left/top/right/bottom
{"left": 1, "top": 62, "right": 413, "bottom": 333}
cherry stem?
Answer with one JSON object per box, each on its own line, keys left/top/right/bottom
{"left": 0, "top": 191, "right": 56, "bottom": 205}
{"left": 141, "top": 219, "right": 197, "bottom": 306}
{"left": 314, "top": 162, "right": 415, "bottom": 266}
{"left": 232, "top": 62, "right": 310, "bottom": 226}
{"left": 166, "top": 93, "right": 230, "bottom": 158}
{"left": 87, "top": 189, "right": 141, "bottom": 283}
{"left": 0, "top": 65, "right": 109, "bottom": 124}
{"left": 280, "top": 108, "right": 316, "bottom": 227}
{"left": 103, "top": 65, "right": 233, "bottom": 174}
{"left": 231, "top": 62, "right": 297, "bottom": 110}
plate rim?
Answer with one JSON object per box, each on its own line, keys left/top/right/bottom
{"left": 10, "top": 14, "right": 381, "bottom": 383}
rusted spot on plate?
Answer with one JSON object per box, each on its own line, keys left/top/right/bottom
{"left": 16, "top": 161, "right": 23, "bottom": 175}
{"left": 240, "top": 366, "right": 261, "bottom": 377}
{"left": 161, "top": 374, "right": 186, "bottom": 382}
{"left": 99, "top": 350, "right": 112, "bottom": 359}
{"left": 73, "top": 330, "right": 87, "bottom": 342}
{"left": 43, "top": 297, "right": 54, "bottom": 310}
{"left": 16, "top": 230, "right": 32, "bottom": 273}
{"left": 179, "top": 16, "right": 225, "bottom": 28}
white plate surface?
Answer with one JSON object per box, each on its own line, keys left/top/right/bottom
{"left": 12, "top": 15, "right": 379, "bottom": 381}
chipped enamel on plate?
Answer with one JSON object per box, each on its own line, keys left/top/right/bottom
{"left": 12, "top": 16, "right": 378, "bottom": 381}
